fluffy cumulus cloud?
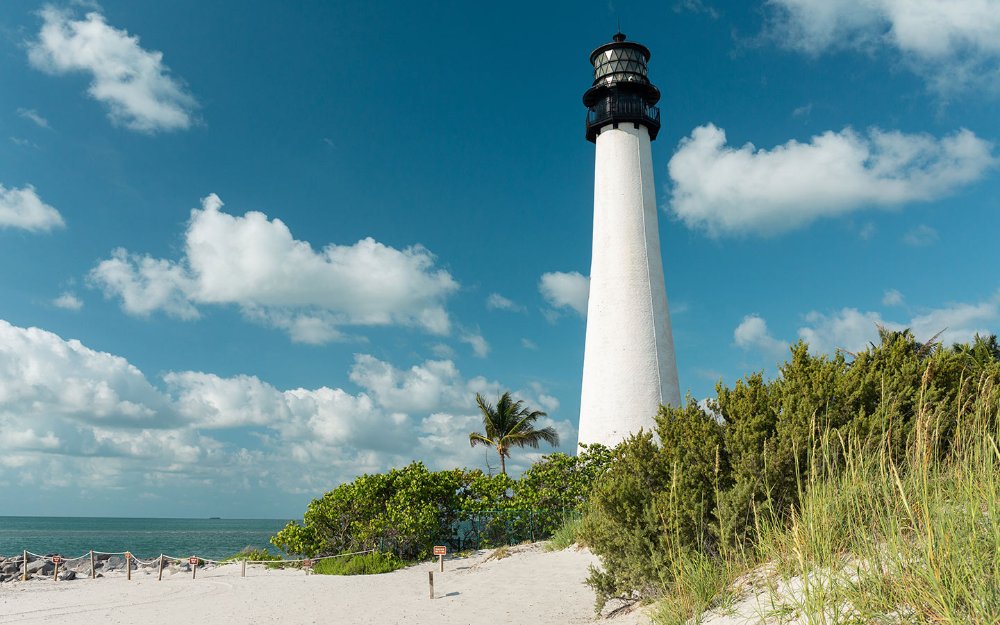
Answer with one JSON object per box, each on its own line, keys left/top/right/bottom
{"left": 737, "top": 290, "right": 1000, "bottom": 357}
{"left": 539, "top": 271, "right": 590, "bottom": 317}
{"left": 89, "top": 194, "right": 458, "bottom": 342}
{"left": 28, "top": 7, "right": 197, "bottom": 132}
{"left": 668, "top": 124, "right": 995, "bottom": 236}
{"left": 0, "top": 319, "right": 574, "bottom": 500}
{"left": 767, "top": 0, "right": 1000, "bottom": 93}
{"left": 734, "top": 314, "right": 789, "bottom": 355}
{"left": 0, "top": 184, "right": 64, "bottom": 232}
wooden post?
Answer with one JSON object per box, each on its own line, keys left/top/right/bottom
{"left": 90, "top": 550, "right": 96, "bottom": 579}
{"left": 53, "top": 558, "right": 60, "bottom": 581}
{"left": 22, "top": 550, "right": 27, "bottom": 582}
{"left": 158, "top": 556, "right": 164, "bottom": 581}
{"left": 439, "top": 553, "right": 444, "bottom": 572}
{"left": 241, "top": 560, "right": 246, "bottom": 578}
{"left": 428, "top": 571, "right": 434, "bottom": 599}
{"left": 126, "top": 553, "right": 131, "bottom": 581}
{"left": 191, "top": 556, "right": 197, "bottom": 580}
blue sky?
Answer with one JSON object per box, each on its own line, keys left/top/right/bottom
{"left": 1, "top": 0, "right": 997, "bottom": 518}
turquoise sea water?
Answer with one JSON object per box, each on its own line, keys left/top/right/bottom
{"left": 0, "top": 517, "right": 291, "bottom": 560}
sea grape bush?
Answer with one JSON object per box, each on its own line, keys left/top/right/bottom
{"left": 271, "top": 446, "right": 611, "bottom": 560}
{"left": 578, "top": 331, "right": 1000, "bottom": 610}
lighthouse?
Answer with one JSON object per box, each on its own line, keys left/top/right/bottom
{"left": 578, "top": 32, "right": 681, "bottom": 448}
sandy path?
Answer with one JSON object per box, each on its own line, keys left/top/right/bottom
{"left": 0, "top": 545, "right": 648, "bottom": 625}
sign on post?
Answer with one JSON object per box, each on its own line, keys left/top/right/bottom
{"left": 189, "top": 556, "right": 199, "bottom": 579}
{"left": 433, "top": 545, "right": 446, "bottom": 572}
{"left": 302, "top": 559, "right": 313, "bottom": 574}
{"left": 51, "top": 555, "right": 62, "bottom": 565}
{"left": 52, "top": 555, "right": 62, "bottom": 581}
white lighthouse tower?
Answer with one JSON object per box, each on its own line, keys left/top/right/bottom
{"left": 578, "top": 32, "right": 681, "bottom": 448}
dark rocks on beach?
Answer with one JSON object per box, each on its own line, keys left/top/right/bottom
{"left": 26, "top": 560, "right": 53, "bottom": 575}
{"left": 59, "top": 570, "right": 77, "bottom": 581}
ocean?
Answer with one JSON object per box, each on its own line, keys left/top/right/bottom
{"left": 0, "top": 517, "right": 292, "bottom": 560}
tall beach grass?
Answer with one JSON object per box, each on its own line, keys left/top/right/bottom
{"left": 655, "top": 374, "right": 1000, "bottom": 624}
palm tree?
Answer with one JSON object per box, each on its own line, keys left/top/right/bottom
{"left": 469, "top": 391, "right": 560, "bottom": 475}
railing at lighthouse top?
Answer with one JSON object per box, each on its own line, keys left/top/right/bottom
{"left": 585, "top": 92, "right": 661, "bottom": 140}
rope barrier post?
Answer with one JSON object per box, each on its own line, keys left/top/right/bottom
{"left": 428, "top": 571, "right": 434, "bottom": 599}
{"left": 157, "top": 555, "right": 164, "bottom": 581}
{"left": 125, "top": 552, "right": 131, "bottom": 581}
{"left": 22, "top": 550, "right": 27, "bottom": 582}
{"left": 241, "top": 559, "right": 246, "bottom": 578}
{"left": 53, "top": 555, "right": 61, "bottom": 581}
{"left": 90, "top": 550, "right": 96, "bottom": 579}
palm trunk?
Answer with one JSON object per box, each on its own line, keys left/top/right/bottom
{"left": 499, "top": 450, "right": 506, "bottom": 475}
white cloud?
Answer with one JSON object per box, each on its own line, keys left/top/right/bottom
{"left": 539, "top": 271, "right": 590, "bottom": 317}
{"left": 53, "top": 292, "right": 83, "bottom": 311}
{"left": 89, "top": 194, "right": 458, "bottom": 342}
{"left": 0, "top": 184, "right": 64, "bottom": 232}
{"left": 521, "top": 338, "right": 538, "bottom": 350}
{"left": 882, "top": 289, "right": 904, "bottom": 306}
{"left": 17, "top": 108, "right": 50, "bottom": 129}
{"left": 0, "top": 319, "right": 574, "bottom": 498}
{"left": 739, "top": 291, "right": 1000, "bottom": 357}
{"left": 767, "top": 0, "right": 1000, "bottom": 93}
{"left": 734, "top": 314, "right": 789, "bottom": 355}
{"left": 460, "top": 331, "right": 491, "bottom": 358}
{"left": 903, "top": 224, "right": 939, "bottom": 246}
{"left": 28, "top": 7, "right": 196, "bottom": 132}
{"left": 668, "top": 124, "right": 995, "bottom": 236}
{"left": 486, "top": 293, "right": 523, "bottom": 312}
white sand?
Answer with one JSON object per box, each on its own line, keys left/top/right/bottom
{"left": 0, "top": 544, "right": 650, "bottom": 625}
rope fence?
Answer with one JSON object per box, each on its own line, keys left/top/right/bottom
{"left": 12, "top": 547, "right": 376, "bottom": 582}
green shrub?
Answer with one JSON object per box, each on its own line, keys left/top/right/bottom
{"left": 272, "top": 462, "right": 466, "bottom": 560}
{"left": 312, "top": 551, "right": 405, "bottom": 575}
{"left": 575, "top": 332, "right": 1000, "bottom": 615}
{"left": 545, "top": 516, "right": 582, "bottom": 551}
{"left": 578, "top": 400, "right": 725, "bottom": 612}
{"left": 224, "top": 547, "right": 281, "bottom": 562}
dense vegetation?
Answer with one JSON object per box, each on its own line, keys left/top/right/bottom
{"left": 576, "top": 330, "right": 1000, "bottom": 623}
{"left": 271, "top": 443, "right": 611, "bottom": 560}
{"left": 312, "top": 551, "right": 405, "bottom": 575}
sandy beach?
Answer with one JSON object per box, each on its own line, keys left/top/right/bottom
{"left": 0, "top": 544, "right": 648, "bottom": 625}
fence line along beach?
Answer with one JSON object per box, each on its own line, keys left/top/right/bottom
{"left": 0, "top": 543, "right": 647, "bottom": 625}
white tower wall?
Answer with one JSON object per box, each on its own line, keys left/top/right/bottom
{"left": 578, "top": 123, "right": 681, "bottom": 448}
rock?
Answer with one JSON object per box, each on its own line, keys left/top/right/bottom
{"left": 26, "top": 560, "right": 53, "bottom": 575}
{"left": 59, "top": 570, "right": 76, "bottom": 581}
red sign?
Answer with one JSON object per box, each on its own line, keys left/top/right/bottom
{"left": 52, "top": 556, "right": 62, "bottom": 565}
{"left": 302, "top": 559, "right": 313, "bottom": 568}
{"left": 433, "top": 546, "right": 446, "bottom": 556}
{"left": 189, "top": 556, "right": 199, "bottom": 566}
{"left": 125, "top": 551, "right": 132, "bottom": 559}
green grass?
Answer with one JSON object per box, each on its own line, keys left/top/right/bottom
{"left": 545, "top": 516, "right": 583, "bottom": 551}
{"left": 652, "top": 378, "right": 1000, "bottom": 624}
{"left": 311, "top": 551, "right": 405, "bottom": 576}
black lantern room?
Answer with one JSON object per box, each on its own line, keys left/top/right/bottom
{"left": 583, "top": 32, "right": 661, "bottom": 143}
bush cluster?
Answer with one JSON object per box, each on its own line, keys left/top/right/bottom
{"left": 578, "top": 331, "right": 1000, "bottom": 610}
{"left": 312, "top": 551, "right": 405, "bottom": 575}
{"left": 271, "top": 444, "right": 611, "bottom": 560}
